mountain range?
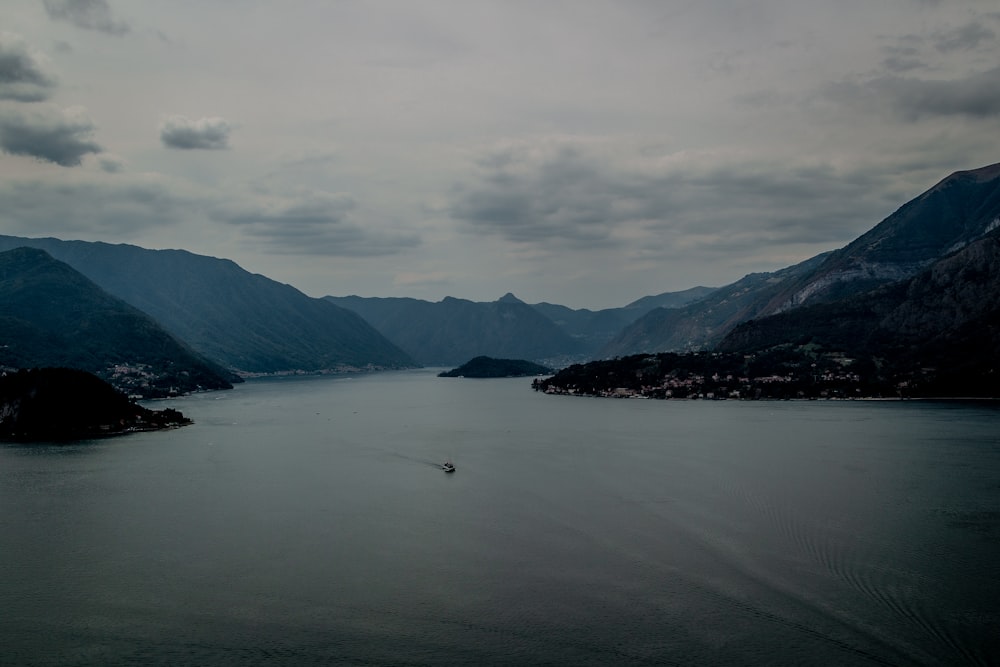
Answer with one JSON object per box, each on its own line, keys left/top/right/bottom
{"left": 602, "top": 163, "right": 1000, "bottom": 357}
{"left": 0, "top": 235, "right": 416, "bottom": 375}
{"left": 325, "top": 287, "right": 715, "bottom": 366}
{"left": 0, "top": 162, "right": 996, "bottom": 395}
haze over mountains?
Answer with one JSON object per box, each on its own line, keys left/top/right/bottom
{"left": 0, "top": 162, "right": 997, "bottom": 395}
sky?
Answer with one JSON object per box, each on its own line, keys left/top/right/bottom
{"left": 1, "top": 1, "right": 999, "bottom": 310}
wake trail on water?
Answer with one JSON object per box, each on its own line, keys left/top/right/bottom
{"left": 590, "top": 481, "right": 926, "bottom": 666}
{"left": 709, "top": 474, "right": 988, "bottom": 666}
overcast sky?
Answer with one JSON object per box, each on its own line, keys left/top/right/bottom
{"left": 2, "top": 1, "right": 999, "bottom": 309}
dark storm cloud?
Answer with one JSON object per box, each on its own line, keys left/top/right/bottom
{"left": 214, "top": 194, "right": 420, "bottom": 256}
{"left": 159, "top": 116, "right": 231, "bottom": 150}
{"left": 0, "top": 106, "right": 100, "bottom": 166}
{"left": 42, "top": 0, "right": 129, "bottom": 36}
{"left": 832, "top": 66, "right": 1000, "bottom": 120}
{"left": 449, "top": 144, "right": 893, "bottom": 258}
{"left": 0, "top": 33, "right": 57, "bottom": 101}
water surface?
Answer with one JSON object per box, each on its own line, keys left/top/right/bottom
{"left": 2, "top": 370, "right": 998, "bottom": 665}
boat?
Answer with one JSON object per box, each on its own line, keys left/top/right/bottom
{"left": 442, "top": 459, "right": 456, "bottom": 473}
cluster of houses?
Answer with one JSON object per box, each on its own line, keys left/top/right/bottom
{"left": 538, "top": 366, "right": 872, "bottom": 400}
{"left": 106, "top": 363, "right": 181, "bottom": 399}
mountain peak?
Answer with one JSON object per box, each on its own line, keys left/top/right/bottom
{"left": 498, "top": 292, "right": 524, "bottom": 304}
{"left": 931, "top": 162, "right": 1000, "bottom": 193}
{"left": 955, "top": 161, "right": 1000, "bottom": 181}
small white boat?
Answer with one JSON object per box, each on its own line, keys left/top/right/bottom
{"left": 442, "top": 460, "right": 456, "bottom": 473}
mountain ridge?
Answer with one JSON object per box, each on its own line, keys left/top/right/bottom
{"left": 0, "top": 247, "right": 233, "bottom": 396}
{"left": 0, "top": 236, "right": 417, "bottom": 374}
{"left": 326, "top": 286, "right": 717, "bottom": 366}
{"left": 324, "top": 293, "right": 585, "bottom": 366}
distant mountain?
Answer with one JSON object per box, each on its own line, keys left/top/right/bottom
{"left": 0, "top": 236, "right": 416, "bottom": 374}
{"left": 0, "top": 247, "right": 232, "bottom": 396}
{"left": 621, "top": 286, "right": 719, "bottom": 312}
{"left": 717, "top": 230, "right": 1000, "bottom": 396}
{"left": 604, "top": 162, "right": 1000, "bottom": 356}
{"left": 602, "top": 254, "right": 830, "bottom": 356}
{"left": 531, "top": 286, "right": 716, "bottom": 353}
{"left": 325, "top": 293, "right": 583, "bottom": 366}
{"left": 438, "top": 356, "right": 553, "bottom": 378}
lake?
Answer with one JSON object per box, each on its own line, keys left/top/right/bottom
{"left": 1, "top": 369, "right": 998, "bottom": 665}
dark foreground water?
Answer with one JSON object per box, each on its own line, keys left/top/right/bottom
{"left": 2, "top": 369, "right": 998, "bottom": 666}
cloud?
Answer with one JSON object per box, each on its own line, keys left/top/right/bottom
{"left": 880, "top": 43, "right": 926, "bottom": 73}
{"left": 42, "top": 0, "right": 129, "bottom": 36}
{"left": 831, "top": 66, "right": 1000, "bottom": 120}
{"left": 160, "top": 116, "right": 232, "bottom": 150}
{"left": 932, "top": 21, "right": 996, "bottom": 53}
{"left": 449, "top": 144, "right": 629, "bottom": 248}
{"left": 98, "top": 154, "right": 125, "bottom": 173}
{"left": 0, "top": 105, "right": 101, "bottom": 166}
{"left": 0, "top": 173, "right": 199, "bottom": 237}
{"left": 213, "top": 190, "right": 421, "bottom": 257}
{"left": 449, "top": 140, "right": 899, "bottom": 263}
{"left": 0, "top": 32, "right": 57, "bottom": 102}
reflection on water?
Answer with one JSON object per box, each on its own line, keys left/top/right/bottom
{"left": 1, "top": 370, "right": 998, "bottom": 665}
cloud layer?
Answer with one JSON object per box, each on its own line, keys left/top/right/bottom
{"left": 1, "top": 1, "right": 998, "bottom": 307}
{"left": 449, "top": 141, "right": 899, "bottom": 267}
{"left": 214, "top": 191, "right": 420, "bottom": 256}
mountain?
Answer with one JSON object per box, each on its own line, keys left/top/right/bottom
{"left": 325, "top": 293, "right": 584, "bottom": 366}
{"left": 538, "top": 232, "right": 1000, "bottom": 399}
{"left": 0, "top": 247, "right": 232, "bottom": 396}
{"left": 530, "top": 286, "right": 717, "bottom": 353}
{"left": 717, "top": 230, "right": 1000, "bottom": 395}
{"left": 602, "top": 254, "right": 830, "bottom": 356}
{"left": 621, "top": 286, "right": 719, "bottom": 312}
{"left": 760, "top": 162, "right": 1000, "bottom": 314}
{"left": 0, "top": 236, "right": 416, "bottom": 374}
{"left": 604, "top": 162, "right": 1000, "bottom": 356}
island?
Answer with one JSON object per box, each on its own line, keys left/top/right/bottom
{"left": 0, "top": 367, "right": 192, "bottom": 441}
{"left": 439, "top": 356, "right": 554, "bottom": 378}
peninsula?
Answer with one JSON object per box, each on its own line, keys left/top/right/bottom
{"left": 0, "top": 368, "right": 191, "bottom": 441}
